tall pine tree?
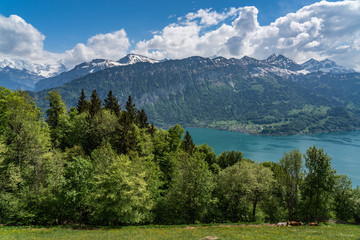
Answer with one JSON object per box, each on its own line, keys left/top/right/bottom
{"left": 182, "top": 131, "right": 195, "bottom": 155}
{"left": 46, "top": 90, "right": 67, "bottom": 129}
{"left": 77, "top": 89, "right": 88, "bottom": 114}
{"left": 104, "top": 90, "right": 121, "bottom": 117}
{"left": 89, "top": 90, "right": 102, "bottom": 117}
{"left": 137, "top": 108, "right": 148, "bottom": 128}
{"left": 125, "top": 95, "right": 136, "bottom": 123}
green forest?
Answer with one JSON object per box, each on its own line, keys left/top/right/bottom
{"left": 0, "top": 87, "right": 359, "bottom": 226}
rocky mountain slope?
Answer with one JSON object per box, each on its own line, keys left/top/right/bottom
{"left": 31, "top": 54, "right": 360, "bottom": 135}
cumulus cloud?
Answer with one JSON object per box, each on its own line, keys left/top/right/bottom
{"left": 63, "top": 30, "right": 130, "bottom": 68}
{"left": 182, "top": 7, "right": 241, "bottom": 26}
{"left": 1, "top": 1, "right": 360, "bottom": 71}
{"left": 0, "top": 14, "right": 130, "bottom": 69}
{"left": 135, "top": 0, "right": 360, "bottom": 70}
{"left": 0, "top": 14, "right": 45, "bottom": 60}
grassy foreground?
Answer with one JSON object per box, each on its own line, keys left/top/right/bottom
{"left": 1, "top": 223, "right": 359, "bottom": 240}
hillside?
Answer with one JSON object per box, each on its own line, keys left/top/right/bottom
{"left": 30, "top": 55, "right": 360, "bottom": 135}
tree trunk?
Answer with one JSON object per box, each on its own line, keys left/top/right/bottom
{"left": 252, "top": 196, "right": 258, "bottom": 221}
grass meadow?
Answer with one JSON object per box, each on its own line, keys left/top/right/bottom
{"left": 1, "top": 223, "right": 359, "bottom": 240}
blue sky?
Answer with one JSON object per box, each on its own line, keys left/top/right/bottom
{"left": 0, "top": 0, "right": 331, "bottom": 52}
{"left": 0, "top": 0, "right": 359, "bottom": 70}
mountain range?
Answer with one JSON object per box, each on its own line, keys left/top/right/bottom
{"left": 0, "top": 54, "right": 159, "bottom": 91}
{"left": 29, "top": 54, "right": 360, "bottom": 135}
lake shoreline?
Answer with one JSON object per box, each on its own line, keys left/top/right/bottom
{"left": 185, "top": 127, "right": 360, "bottom": 187}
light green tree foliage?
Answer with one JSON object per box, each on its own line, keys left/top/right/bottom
{"left": 0, "top": 87, "right": 12, "bottom": 135}
{"left": 333, "top": 174, "right": 353, "bottom": 222}
{"left": 63, "top": 108, "right": 88, "bottom": 149}
{"left": 302, "top": 146, "right": 335, "bottom": 222}
{"left": 351, "top": 187, "right": 360, "bottom": 223}
{"left": 217, "top": 161, "right": 275, "bottom": 222}
{"left": 279, "top": 149, "right": 303, "bottom": 220}
{"left": 129, "top": 126, "right": 162, "bottom": 218}
{"left": 152, "top": 125, "right": 184, "bottom": 190}
{"left": 90, "top": 144, "right": 153, "bottom": 225}
{"left": 260, "top": 161, "right": 287, "bottom": 222}
{"left": 0, "top": 90, "right": 64, "bottom": 224}
{"left": 163, "top": 152, "right": 215, "bottom": 224}
{"left": 86, "top": 109, "right": 119, "bottom": 153}
{"left": 61, "top": 155, "right": 93, "bottom": 224}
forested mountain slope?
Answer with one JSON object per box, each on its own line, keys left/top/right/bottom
{"left": 30, "top": 55, "right": 360, "bottom": 135}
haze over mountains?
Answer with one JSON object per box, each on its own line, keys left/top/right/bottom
{"left": 26, "top": 53, "right": 360, "bottom": 135}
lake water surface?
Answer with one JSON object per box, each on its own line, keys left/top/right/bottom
{"left": 186, "top": 128, "right": 360, "bottom": 187}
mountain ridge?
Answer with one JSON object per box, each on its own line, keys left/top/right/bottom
{"left": 30, "top": 54, "right": 360, "bottom": 135}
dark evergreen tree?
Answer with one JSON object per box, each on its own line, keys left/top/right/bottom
{"left": 137, "top": 108, "right": 148, "bottom": 128}
{"left": 115, "top": 112, "right": 138, "bottom": 155}
{"left": 77, "top": 89, "right": 88, "bottom": 114}
{"left": 46, "top": 90, "right": 66, "bottom": 129}
{"left": 104, "top": 90, "right": 121, "bottom": 117}
{"left": 89, "top": 90, "right": 102, "bottom": 117}
{"left": 125, "top": 95, "right": 137, "bottom": 123}
{"left": 181, "top": 131, "right": 195, "bottom": 155}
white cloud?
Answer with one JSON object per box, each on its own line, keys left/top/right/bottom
{"left": 1, "top": 1, "right": 360, "bottom": 71}
{"left": 183, "top": 7, "right": 241, "bottom": 26}
{"left": 0, "top": 15, "right": 130, "bottom": 69}
{"left": 63, "top": 30, "right": 130, "bottom": 68}
{"left": 135, "top": 1, "right": 360, "bottom": 70}
{"left": 0, "top": 14, "right": 45, "bottom": 60}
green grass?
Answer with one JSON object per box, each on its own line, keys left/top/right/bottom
{"left": 1, "top": 223, "right": 359, "bottom": 240}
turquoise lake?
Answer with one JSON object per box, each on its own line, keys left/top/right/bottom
{"left": 185, "top": 128, "right": 360, "bottom": 187}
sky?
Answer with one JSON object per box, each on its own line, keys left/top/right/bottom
{"left": 0, "top": 0, "right": 359, "bottom": 70}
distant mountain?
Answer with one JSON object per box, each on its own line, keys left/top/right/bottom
{"left": 301, "top": 58, "right": 355, "bottom": 74}
{"left": 0, "top": 57, "right": 66, "bottom": 90}
{"left": 118, "top": 53, "right": 160, "bottom": 65}
{"left": 263, "top": 54, "right": 303, "bottom": 71}
{"left": 31, "top": 54, "right": 360, "bottom": 135}
{"left": 0, "top": 57, "right": 66, "bottom": 78}
{"left": 34, "top": 54, "right": 160, "bottom": 91}
{"left": 0, "top": 67, "right": 43, "bottom": 90}
{"left": 35, "top": 59, "right": 122, "bottom": 91}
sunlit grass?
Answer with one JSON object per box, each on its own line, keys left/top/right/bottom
{"left": 1, "top": 223, "right": 359, "bottom": 240}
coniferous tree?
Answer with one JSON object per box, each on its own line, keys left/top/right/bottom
{"left": 46, "top": 90, "right": 67, "bottom": 129}
{"left": 182, "top": 131, "right": 195, "bottom": 155}
{"left": 77, "top": 89, "right": 88, "bottom": 114}
{"left": 115, "top": 111, "right": 138, "bottom": 155}
{"left": 104, "top": 90, "right": 121, "bottom": 117}
{"left": 125, "top": 95, "right": 137, "bottom": 123}
{"left": 89, "top": 90, "right": 102, "bottom": 117}
{"left": 137, "top": 108, "right": 148, "bottom": 128}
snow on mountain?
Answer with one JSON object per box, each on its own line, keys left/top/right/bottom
{"left": 301, "top": 58, "right": 355, "bottom": 74}
{"left": 263, "top": 54, "right": 303, "bottom": 71}
{"left": 75, "top": 59, "right": 122, "bottom": 72}
{"left": 0, "top": 57, "right": 66, "bottom": 78}
{"left": 118, "top": 54, "right": 160, "bottom": 65}
{"left": 34, "top": 55, "right": 159, "bottom": 91}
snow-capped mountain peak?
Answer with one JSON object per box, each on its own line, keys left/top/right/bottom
{"left": 263, "top": 54, "right": 302, "bottom": 71}
{"left": 301, "top": 58, "right": 354, "bottom": 74}
{"left": 0, "top": 57, "right": 66, "bottom": 78}
{"left": 118, "top": 54, "right": 160, "bottom": 65}
{"left": 75, "top": 59, "right": 122, "bottom": 71}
